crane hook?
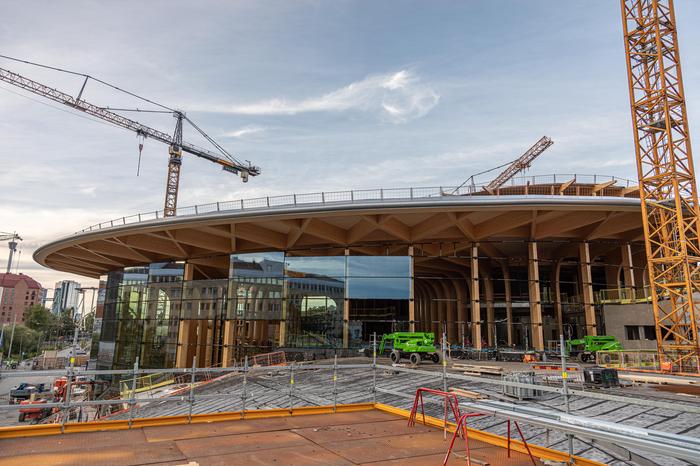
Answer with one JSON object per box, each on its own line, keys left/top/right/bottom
{"left": 137, "top": 133, "right": 145, "bottom": 176}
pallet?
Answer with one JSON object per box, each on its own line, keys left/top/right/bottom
{"left": 452, "top": 363, "right": 504, "bottom": 375}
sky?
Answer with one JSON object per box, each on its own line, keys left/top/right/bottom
{"left": 1, "top": 1, "right": 700, "bottom": 296}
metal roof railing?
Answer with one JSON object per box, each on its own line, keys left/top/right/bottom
{"left": 77, "top": 174, "right": 636, "bottom": 234}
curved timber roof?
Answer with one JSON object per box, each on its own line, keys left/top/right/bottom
{"left": 34, "top": 176, "right": 644, "bottom": 279}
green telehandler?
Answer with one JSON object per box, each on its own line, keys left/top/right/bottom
{"left": 375, "top": 332, "right": 442, "bottom": 365}
{"left": 565, "top": 335, "right": 622, "bottom": 363}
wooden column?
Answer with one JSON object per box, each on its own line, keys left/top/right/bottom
{"left": 553, "top": 260, "right": 564, "bottom": 338}
{"left": 408, "top": 246, "right": 415, "bottom": 332}
{"left": 343, "top": 248, "right": 350, "bottom": 348}
{"left": 175, "top": 264, "right": 196, "bottom": 368}
{"left": 470, "top": 243, "right": 482, "bottom": 349}
{"left": 501, "top": 263, "right": 513, "bottom": 346}
{"left": 222, "top": 320, "right": 235, "bottom": 367}
{"left": 528, "top": 242, "right": 544, "bottom": 350}
{"left": 621, "top": 242, "right": 636, "bottom": 290}
{"left": 484, "top": 270, "right": 495, "bottom": 346}
{"left": 196, "top": 320, "right": 208, "bottom": 368}
{"left": 279, "top": 263, "right": 288, "bottom": 346}
{"left": 452, "top": 278, "right": 467, "bottom": 347}
{"left": 579, "top": 242, "right": 598, "bottom": 336}
{"left": 175, "top": 320, "right": 197, "bottom": 368}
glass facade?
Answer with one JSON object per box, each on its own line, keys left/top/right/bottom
{"left": 98, "top": 252, "right": 412, "bottom": 369}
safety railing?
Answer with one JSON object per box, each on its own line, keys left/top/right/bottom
{"left": 595, "top": 287, "right": 651, "bottom": 304}
{"left": 119, "top": 371, "right": 175, "bottom": 397}
{"left": 76, "top": 174, "right": 636, "bottom": 233}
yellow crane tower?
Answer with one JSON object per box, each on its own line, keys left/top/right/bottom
{"left": 621, "top": 0, "right": 700, "bottom": 373}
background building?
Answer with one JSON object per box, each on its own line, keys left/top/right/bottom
{"left": 35, "top": 175, "right": 655, "bottom": 369}
{"left": 0, "top": 272, "right": 44, "bottom": 324}
{"left": 51, "top": 280, "right": 81, "bottom": 316}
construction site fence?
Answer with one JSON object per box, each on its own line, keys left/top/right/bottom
{"left": 3, "top": 358, "right": 700, "bottom": 426}
{"left": 77, "top": 174, "right": 635, "bottom": 233}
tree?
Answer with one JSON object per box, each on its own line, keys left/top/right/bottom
{"left": 83, "top": 312, "right": 95, "bottom": 334}
{"left": 25, "top": 305, "right": 57, "bottom": 334}
{"left": 59, "top": 308, "right": 77, "bottom": 337}
{"left": 1, "top": 325, "right": 41, "bottom": 360}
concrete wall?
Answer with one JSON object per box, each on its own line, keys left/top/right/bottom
{"left": 602, "top": 303, "right": 657, "bottom": 350}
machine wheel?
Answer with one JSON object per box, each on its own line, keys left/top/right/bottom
{"left": 363, "top": 348, "right": 372, "bottom": 358}
{"left": 577, "top": 352, "right": 588, "bottom": 363}
{"left": 390, "top": 350, "right": 401, "bottom": 363}
{"left": 431, "top": 352, "right": 441, "bottom": 364}
{"left": 18, "top": 413, "right": 25, "bottom": 422}
{"left": 409, "top": 353, "right": 421, "bottom": 365}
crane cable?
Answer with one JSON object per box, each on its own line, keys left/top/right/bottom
{"left": 0, "top": 53, "right": 175, "bottom": 112}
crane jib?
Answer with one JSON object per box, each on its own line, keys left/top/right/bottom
{"left": 0, "top": 65, "right": 258, "bottom": 176}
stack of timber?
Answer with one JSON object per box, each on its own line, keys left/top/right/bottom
{"left": 452, "top": 363, "right": 504, "bottom": 376}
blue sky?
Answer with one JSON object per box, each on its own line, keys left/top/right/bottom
{"left": 1, "top": 1, "right": 699, "bottom": 292}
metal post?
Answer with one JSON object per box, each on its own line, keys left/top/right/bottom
{"left": 60, "top": 327, "right": 79, "bottom": 432}
{"left": 560, "top": 334, "right": 574, "bottom": 463}
{"left": 127, "top": 357, "right": 139, "bottom": 428}
{"left": 442, "top": 331, "right": 448, "bottom": 392}
{"left": 372, "top": 332, "right": 377, "bottom": 404}
{"left": 332, "top": 355, "right": 338, "bottom": 412}
{"left": 242, "top": 356, "right": 248, "bottom": 419}
{"left": 289, "top": 363, "right": 295, "bottom": 413}
{"left": 187, "top": 356, "right": 196, "bottom": 424}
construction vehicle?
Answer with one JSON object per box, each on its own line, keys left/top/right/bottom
{"left": 18, "top": 399, "right": 52, "bottom": 423}
{"left": 9, "top": 382, "right": 49, "bottom": 404}
{"left": 17, "top": 376, "right": 108, "bottom": 423}
{"left": 377, "top": 332, "right": 441, "bottom": 365}
{"left": 0, "top": 56, "right": 260, "bottom": 217}
{"left": 566, "top": 335, "right": 623, "bottom": 363}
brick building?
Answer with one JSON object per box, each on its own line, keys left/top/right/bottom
{"left": 0, "top": 273, "right": 44, "bottom": 324}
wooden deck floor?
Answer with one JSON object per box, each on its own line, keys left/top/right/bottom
{"left": 0, "top": 410, "right": 542, "bottom": 466}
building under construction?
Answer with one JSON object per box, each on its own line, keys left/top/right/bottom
{"left": 33, "top": 174, "right": 652, "bottom": 370}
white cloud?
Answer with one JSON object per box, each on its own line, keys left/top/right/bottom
{"left": 222, "top": 125, "right": 267, "bottom": 138}
{"left": 199, "top": 70, "right": 440, "bottom": 123}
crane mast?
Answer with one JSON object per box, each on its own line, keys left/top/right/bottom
{"left": 621, "top": 0, "right": 700, "bottom": 372}
{"left": 0, "top": 65, "right": 261, "bottom": 217}
{"left": 0, "top": 232, "right": 22, "bottom": 273}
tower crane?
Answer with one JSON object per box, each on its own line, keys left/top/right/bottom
{"left": 0, "top": 59, "right": 261, "bottom": 217}
{"left": 620, "top": 0, "right": 700, "bottom": 373}
{"left": 484, "top": 136, "right": 553, "bottom": 192}
{"left": 0, "top": 232, "right": 22, "bottom": 274}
